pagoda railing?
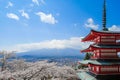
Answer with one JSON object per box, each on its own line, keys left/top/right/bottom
{"left": 91, "top": 56, "right": 119, "bottom": 59}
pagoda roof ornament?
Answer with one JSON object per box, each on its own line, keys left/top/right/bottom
{"left": 102, "top": 0, "right": 108, "bottom": 31}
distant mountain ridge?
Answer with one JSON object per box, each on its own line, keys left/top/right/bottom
{"left": 17, "top": 48, "right": 85, "bottom": 58}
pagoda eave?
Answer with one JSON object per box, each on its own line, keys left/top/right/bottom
{"left": 82, "top": 30, "right": 98, "bottom": 42}
{"left": 82, "top": 30, "right": 120, "bottom": 42}
{"left": 80, "top": 60, "right": 120, "bottom": 66}
{"left": 77, "top": 72, "right": 120, "bottom": 80}
{"left": 81, "top": 44, "right": 120, "bottom": 53}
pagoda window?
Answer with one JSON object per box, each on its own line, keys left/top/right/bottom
{"left": 93, "top": 36, "right": 100, "bottom": 42}
{"left": 97, "top": 53, "right": 100, "bottom": 56}
{"left": 101, "top": 53, "right": 116, "bottom": 56}
{"left": 100, "top": 35, "right": 115, "bottom": 42}
{"left": 96, "top": 66, "right": 99, "bottom": 72}
{"left": 93, "top": 53, "right": 96, "bottom": 56}
{"left": 94, "top": 50, "right": 100, "bottom": 53}
{"left": 101, "top": 39, "right": 115, "bottom": 42}
{"left": 101, "top": 49, "right": 116, "bottom": 52}
{"left": 101, "top": 66, "right": 118, "bottom": 72}
{"left": 101, "top": 36, "right": 115, "bottom": 38}
{"left": 92, "top": 67, "right": 94, "bottom": 71}
{"left": 97, "top": 50, "right": 100, "bottom": 52}
{"left": 88, "top": 65, "right": 92, "bottom": 71}
{"left": 93, "top": 50, "right": 100, "bottom": 57}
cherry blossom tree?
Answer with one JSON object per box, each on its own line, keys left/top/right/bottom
{"left": 0, "top": 50, "right": 15, "bottom": 71}
{"left": 0, "top": 60, "right": 77, "bottom": 80}
{"left": 0, "top": 50, "right": 78, "bottom": 80}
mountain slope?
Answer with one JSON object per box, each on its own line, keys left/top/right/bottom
{"left": 17, "top": 48, "right": 84, "bottom": 58}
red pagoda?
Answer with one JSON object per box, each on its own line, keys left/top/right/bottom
{"left": 77, "top": 0, "right": 120, "bottom": 80}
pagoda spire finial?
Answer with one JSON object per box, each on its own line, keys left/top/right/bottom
{"left": 102, "top": 0, "right": 108, "bottom": 31}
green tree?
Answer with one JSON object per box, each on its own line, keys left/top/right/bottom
{"left": 84, "top": 53, "right": 92, "bottom": 60}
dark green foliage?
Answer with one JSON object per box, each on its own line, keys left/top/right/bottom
{"left": 84, "top": 53, "right": 92, "bottom": 60}
{"left": 78, "top": 64, "right": 87, "bottom": 69}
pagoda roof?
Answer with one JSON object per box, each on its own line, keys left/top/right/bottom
{"left": 95, "top": 30, "right": 120, "bottom": 34}
{"left": 79, "top": 60, "right": 120, "bottom": 65}
{"left": 82, "top": 30, "right": 120, "bottom": 42}
{"left": 77, "top": 72, "right": 97, "bottom": 80}
{"left": 81, "top": 44, "right": 120, "bottom": 52}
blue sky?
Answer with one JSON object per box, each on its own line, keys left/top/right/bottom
{"left": 0, "top": 0, "right": 120, "bottom": 52}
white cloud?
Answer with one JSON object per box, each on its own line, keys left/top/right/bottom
{"left": 6, "top": 2, "right": 13, "bottom": 8}
{"left": 36, "top": 12, "right": 57, "bottom": 24}
{"left": 109, "top": 25, "right": 120, "bottom": 31}
{"left": 7, "top": 13, "right": 19, "bottom": 20}
{"left": 32, "top": 0, "right": 45, "bottom": 6}
{"left": 6, "top": 37, "right": 90, "bottom": 52}
{"left": 85, "top": 18, "right": 99, "bottom": 30}
{"left": 32, "top": 0, "right": 39, "bottom": 6}
{"left": 19, "top": 10, "right": 30, "bottom": 19}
